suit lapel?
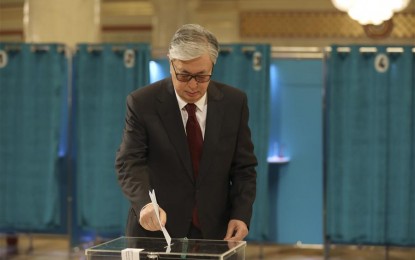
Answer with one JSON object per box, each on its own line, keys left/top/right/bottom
{"left": 156, "top": 79, "right": 194, "bottom": 182}
{"left": 199, "top": 82, "right": 225, "bottom": 183}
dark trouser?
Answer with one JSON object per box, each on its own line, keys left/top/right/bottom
{"left": 187, "top": 224, "right": 203, "bottom": 239}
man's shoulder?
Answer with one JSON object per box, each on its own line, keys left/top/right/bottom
{"left": 209, "top": 80, "right": 246, "bottom": 99}
{"left": 130, "top": 78, "right": 171, "bottom": 98}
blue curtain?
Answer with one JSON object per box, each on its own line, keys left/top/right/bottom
{"left": 213, "top": 44, "right": 271, "bottom": 241}
{"left": 73, "top": 44, "right": 151, "bottom": 233}
{"left": 0, "top": 43, "right": 67, "bottom": 231}
{"left": 325, "top": 45, "right": 415, "bottom": 246}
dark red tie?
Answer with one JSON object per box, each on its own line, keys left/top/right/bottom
{"left": 185, "top": 103, "right": 203, "bottom": 228}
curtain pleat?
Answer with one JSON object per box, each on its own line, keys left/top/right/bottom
{"left": 0, "top": 43, "right": 65, "bottom": 231}
{"left": 214, "top": 44, "right": 271, "bottom": 241}
{"left": 73, "top": 44, "right": 151, "bottom": 233}
{"left": 326, "top": 45, "right": 415, "bottom": 246}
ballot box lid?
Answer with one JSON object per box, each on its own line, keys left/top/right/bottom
{"left": 85, "top": 236, "right": 246, "bottom": 259}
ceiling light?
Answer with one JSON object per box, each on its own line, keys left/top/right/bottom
{"left": 331, "top": 0, "right": 410, "bottom": 25}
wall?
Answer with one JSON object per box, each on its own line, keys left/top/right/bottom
{"left": 1, "top": 0, "right": 414, "bottom": 56}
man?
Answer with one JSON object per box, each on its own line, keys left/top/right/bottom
{"left": 115, "top": 24, "right": 257, "bottom": 241}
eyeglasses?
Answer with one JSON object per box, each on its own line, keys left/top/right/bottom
{"left": 171, "top": 61, "right": 213, "bottom": 83}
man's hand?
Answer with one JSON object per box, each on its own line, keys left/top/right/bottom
{"left": 139, "top": 204, "right": 167, "bottom": 231}
{"left": 224, "top": 219, "right": 248, "bottom": 241}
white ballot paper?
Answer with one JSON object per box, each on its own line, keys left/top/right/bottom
{"left": 149, "top": 189, "right": 172, "bottom": 249}
{"left": 121, "top": 248, "right": 144, "bottom": 260}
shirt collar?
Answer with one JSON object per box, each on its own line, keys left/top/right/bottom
{"left": 175, "top": 91, "right": 207, "bottom": 112}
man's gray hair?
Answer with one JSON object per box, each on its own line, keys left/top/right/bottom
{"left": 168, "top": 24, "right": 219, "bottom": 64}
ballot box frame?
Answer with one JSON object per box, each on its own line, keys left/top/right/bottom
{"left": 85, "top": 236, "right": 246, "bottom": 260}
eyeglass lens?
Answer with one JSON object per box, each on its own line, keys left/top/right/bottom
{"left": 171, "top": 61, "right": 212, "bottom": 83}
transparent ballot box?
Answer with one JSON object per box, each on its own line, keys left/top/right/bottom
{"left": 85, "top": 236, "right": 246, "bottom": 260}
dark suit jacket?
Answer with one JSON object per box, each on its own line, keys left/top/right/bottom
{"left": 115, "top": 78, "right": 257, "bottom": 239}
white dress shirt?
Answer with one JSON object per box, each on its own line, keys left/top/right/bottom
{"left": 175, "top": 91, "right": 207, "bottom": 139}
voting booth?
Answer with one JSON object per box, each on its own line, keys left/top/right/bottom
{"left": 85, "top": 237, "right": 246, "bottom": 260}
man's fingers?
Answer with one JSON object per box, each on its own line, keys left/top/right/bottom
{"left": 139, "top": 206, "right": 166, "bottom": 231}
{"left": 231, "top": 228, "right": 247, "bottom": 241}
{"left": 140, "top": 217, "right": 160, "bottom": 231}
{"left": 150, "top": 216, "right": 161, "bottom": 230}
{"left": 224, "top": 219, "right": 249, "bottom": 241}
{"left": 224, "top": 222, "right": 236, "bottom": 240}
